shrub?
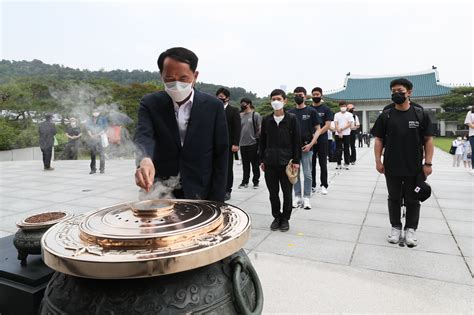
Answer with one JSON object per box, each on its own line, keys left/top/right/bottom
{"left": 0, "top": 119, "right": 17, "bottom": 150}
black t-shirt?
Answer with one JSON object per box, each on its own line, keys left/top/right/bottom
{"left": 66, "top": 126, "right": 81, "bottom": 142}
{"left": 372, "top": 105, "right": 434, "bottom": 176}
{"left": 288, "top": 106, "right": 322, "bottom": 145}
{"left": 311, "top": 104, "right": 334, "bottom": 142}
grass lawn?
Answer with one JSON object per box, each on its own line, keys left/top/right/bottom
{"left": 433, "top": 137, "right": 455, "bottom": 153}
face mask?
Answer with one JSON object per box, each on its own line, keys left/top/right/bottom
{"left": 312, "top": 97, "right": 322, "bottom": 103}
{"left": 294, "top": 96, "right": 305, "bottom": 105}
{"left": 241, "top": 104, "right": 248, "bottom": 111}
{"left": 164, "top": 80, "right": 193, "bottom": 103}
{"left": 92, "top": 112, "right": 99, "bottom": 117}
{"left": 340, "top": 107, "right": 347, "bottom": 112}
{"left": 391, "top": 92, "right": 406, "bottom": 105}
{"left": 71, "top": 122, "right": 77, "bottom": 127}
{"left": 271, "top": 100, "right": 284, "bottom": 111}
{"left": 457, "top": 137, "right": 462, "bottom": 141}
{"left": 218, "top": 98, "right": 227, "bottom": 104}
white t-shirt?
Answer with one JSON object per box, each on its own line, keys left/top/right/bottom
{"left": 274, "top": 115, "right": 284, "bottom": 126}
{"left": 351, "top": 115, "right": 360, "bottom": 130}
{"left": 464, "top": 111, "right": 474, "bottom": 137}
{"left": 334, "top": 112, "right": 354, "bottom": 136}
{"left": 452, "top": 139, "right": 464, "bottom": 155}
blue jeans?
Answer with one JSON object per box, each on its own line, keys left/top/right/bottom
{"left": 470, "top": 136, "right": 474, "bottom": 169}
{"left": 294, "top": 150, "right": 313, "bottom": 198}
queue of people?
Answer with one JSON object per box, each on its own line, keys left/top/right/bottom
{"left": 34, "top": 47, "right": 472, "bottom": 252}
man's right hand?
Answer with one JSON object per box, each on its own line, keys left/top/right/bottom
{"left": 260, "top": 163, "right": 265, "bottom": 172}
{"left": 375, "top": 160, "right": 385, "bottom": 174}
{"left": 135, "top": 158, "right": 155, "bottom": 192}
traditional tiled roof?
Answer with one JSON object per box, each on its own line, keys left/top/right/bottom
{"left": 326, "top": 70, "right": 452, "bottom": 101}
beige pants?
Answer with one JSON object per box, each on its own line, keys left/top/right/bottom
{"left": 453, "top": 154, "right": 462, "bottom": 167}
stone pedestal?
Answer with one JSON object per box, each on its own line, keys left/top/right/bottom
{"left": 0, "top": 235, "right": 54, "bottom": 315}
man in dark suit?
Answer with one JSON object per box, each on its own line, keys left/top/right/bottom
{"left": 134, "top": 47, "right": 229, "bottom": 202}
{"left": 38, "top": 113, "right": 57, "bottom": 171}
{"left": 216, "top": 88, "right": 241, "bottom": 201}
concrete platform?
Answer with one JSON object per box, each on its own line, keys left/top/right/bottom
{"left": 0, "top": 145, "right": 472, "bottom": 313}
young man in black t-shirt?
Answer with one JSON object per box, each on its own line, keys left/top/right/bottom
{"left": 288, "top": 87, "right": 322, "bottom": 209}
{"left": 64, "top": 117, "right": 82, "bottom": 160}
{"left": 372, "top": 78, "right": 435, "bottom": 247}
{"left": 310, "top": 87, "right": 334, "bottom": 195}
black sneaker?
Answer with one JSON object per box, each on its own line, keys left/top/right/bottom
{"left": 89, "top": 170, "right": 96, "bottom": 174}
{"left": 100, "top": 170, "right": 105, "bottom": 174}
{"left": 253, "top": 183, "right": 259, "bottom": 189}
{"left": 279, "top": 219, "right": 289, "bottom": 232}
{"left": 224, "top": 192, "right": 231, "bottom": 201}
{"left": 270, "top": 218, "right": 280, "bottom": 231}
{"left": 238, "top": 183, "right": 248, "bottom": 189}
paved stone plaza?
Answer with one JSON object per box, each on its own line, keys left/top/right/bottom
{"left": 0, "top": 146, "right": 472, "bottom": 313}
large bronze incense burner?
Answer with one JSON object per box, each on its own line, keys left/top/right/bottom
{"left": 40, "top": 199, "right": 263, "bottom": 314}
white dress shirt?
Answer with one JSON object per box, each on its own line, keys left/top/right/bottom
{"left": 173, "top": 90, "right": 194, "bottom": 146}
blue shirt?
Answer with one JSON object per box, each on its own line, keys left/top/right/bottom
{"left": 311, "top": 104, "right": 334, "bottom": 142}
{"left": 86, "top": 116, "right": 107, "bottom": 135}
{"left": 288, "top": 106, "right": 322, "bottom": 144}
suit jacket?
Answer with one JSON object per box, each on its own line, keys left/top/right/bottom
{"left": 38, "top": 121, "right": 57, "bottom": 149}
{"left": 135, "top": 90, "right": 229, "bottom": 202}
{"left": 225, "top": 105, "right": 241, "bottom": 147}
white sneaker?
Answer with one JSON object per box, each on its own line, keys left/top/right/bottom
{"left": 336, "top": 165, "right": 341, "bottom": 170}
{"left": 387, "top": 227, "right": 401, "bottom": 244}
{"left": 303, "top": 198, "right": 311, "bottom": 209}
{"left": 320, "top": 187, "right": 328, "bottom": 195}
{"left": 293, "top": 197, "right": 302, "bottom": 208}
{"left": 344, "top": 164, "right": 350, "bottom": 170}
{"left": 405, "top": 228, "right": 418, "bottom": 247}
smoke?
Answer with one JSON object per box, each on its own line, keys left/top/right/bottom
{"left": 138, "top": 175, "right": 181, "bottom": 201}
{"left": 49, "top": 82, "right": 138, "bottom": 160}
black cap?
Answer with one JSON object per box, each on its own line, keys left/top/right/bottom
{"left": 413, "top": 173, "right": 431, "bottom": 202}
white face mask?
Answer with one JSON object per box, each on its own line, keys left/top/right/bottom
{"left": 457, "top": 137, "right": 462, "bottom": 141}
{"left": 71, "top": 122, "right": 77, "bottom": 127}
{"left": 271, "top": 100, "right": 284, "bottom": 111}
{"left": 340, "top": 107, "right": 347, "bottom": 112}
{"left": 92, "top": 112, "right": 100, "bottom": 117}
{"left": 164, "top": 80, "right": 193, "bottom": 103}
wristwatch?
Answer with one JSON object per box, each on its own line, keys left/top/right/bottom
{"left": 424, "top": 163, "right": 432, "bottom": 167}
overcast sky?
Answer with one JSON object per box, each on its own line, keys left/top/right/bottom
{"left": 1, "top": 0, "right": 473, "bottom": 97}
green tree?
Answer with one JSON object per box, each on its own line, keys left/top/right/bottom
{"left": 0, "top": 78, "right": 58, "bottom": 126}
{"left": 437, "top": 87, "right": 474, "bottom": 125}
{"left": 110, "top": 82, "right": 161, "bottom": 134}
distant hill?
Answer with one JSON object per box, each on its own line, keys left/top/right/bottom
{"left": 0, "top": 59, "right": 258, "bottom": 101}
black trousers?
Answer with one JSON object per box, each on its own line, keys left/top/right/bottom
{"left": 264, "top": 165, "right": 293, "bottom": 220}
{"left": 335, "top": 135, "right": 351, "bottom": 165}
{"left": 227, "top": 150, "right": 234, "bottom": 193}
{"left": 90, "top": 142, "right": 105, "bottom": 171}
{"left": 41, "top": 146, "right": 53, "bottom": 168}
{"left": 349, "top": 130, "right": 357, "bottom": 163}
{"left": 385, "top": 175, "right": 420, "bottom": 230}
{"left": 311, "top": 140, "right": 329, "bottom": 188}
{"left": 240, "top": 144, "right": 260, "bottom": 185}
{"left": 64, "top": 141, "right": 78, "bottom": 160}
{"left": 357, "top": 135, "right": 363, "bottom": 148}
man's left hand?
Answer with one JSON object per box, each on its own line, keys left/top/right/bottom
{"left": 423, "top": 165, "right": 432, "bottom": 177}
{"left": 231, "top": 145, "right": 239, "bottom": 152}
{"left": 302, "top": 144, "right": 312, "bottom": 152}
